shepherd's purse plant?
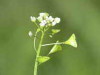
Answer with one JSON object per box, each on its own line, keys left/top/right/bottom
{"left": 28, "top": 12, "right": 77, "bottom": 75}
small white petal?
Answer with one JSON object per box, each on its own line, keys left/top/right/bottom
{"left": 52, "top": 21, "right": 57, "bottom": 26}
{"left": 44, "top": 20, "right": 47, "bottom": 23}
{"left": 45, "top": 16, "right": 49, "bottom": 20}
{"left": 40, "top": 23, "right": 45, "bottom": 26}
{"left": 48, "top": 16, "right": 54, "bottom": 22}
{"left": 54, "top": 17, "right": 60, "bottom": 23}
{"left": 39, "top": 20, "right": 47, "bottom": 26}
{"left": 28, "top": 31, "right": 33, "bottom": 37}
{"left": 30, "top": 16, "right": 36, "bottom": 22}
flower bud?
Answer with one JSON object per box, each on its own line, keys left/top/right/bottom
{"left": 30, "top": 16, "right": 36, "bottom": 22}
{"left": 28, "top": 31, "right": 33, "bottom": 37}
{"left": 54, "top": 17, "right": 60, "bottom": 23}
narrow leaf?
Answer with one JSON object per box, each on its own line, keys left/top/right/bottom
{"left": 49, "top": 41, "right": 62, "bottom": 54}
{"left": 37, "top": 56, "right": 50, "bottom": 64}
{"left": 64, "top": 33, "right": 77, "bottom": 48}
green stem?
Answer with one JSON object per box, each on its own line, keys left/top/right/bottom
{"left": 42, "top": 42, "right": 63, "bottom": 46}
{"left": 34, "top": 29, "right": 38, "bottom": 52}
{"left": 34, "top": 31, "right": 44, "bottom": 75}
{"left": 34, "top": 22, "right": 40, "bottom": 28}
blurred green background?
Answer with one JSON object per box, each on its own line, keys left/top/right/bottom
{"left": 0, "top": 0, "right": 100, "bottom": 75}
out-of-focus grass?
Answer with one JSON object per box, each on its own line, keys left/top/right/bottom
{"left": 0, "top": 0, "right": 100, "bottom": 75}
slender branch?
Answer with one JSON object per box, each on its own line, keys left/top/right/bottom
{"left": 42, "top": 42, "right": 63, "bottom": 46}
{"left": 33, "top": 29, "right": 38, "bottom": 52}
{"left": 34, "top": 22, "right": 40, "bottom": 28}
{"left": 34, "top": 31, "right": 44, "bottom": 75}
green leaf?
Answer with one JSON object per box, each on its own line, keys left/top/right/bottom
{"left": 64, "top": 33, "right": 77, "bottom": 48}
{"left": 49, "top": 41, "right": 62, "bottom": 54}
{"left": 51, "top": 29, "right": 60, "bottom": 35}
{"left": 37, "top": 56, "right": 50, "bottom": 64}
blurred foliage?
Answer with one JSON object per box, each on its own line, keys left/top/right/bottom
{"left": 0, "top": 0, "right": 100, "bottom": 75}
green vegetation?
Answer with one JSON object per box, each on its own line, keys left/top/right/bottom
{"left": 0, "top": 0, "right": 100, "bottom": 75}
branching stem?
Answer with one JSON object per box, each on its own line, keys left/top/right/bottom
{"left": 34, "top": 31, "right": 44, "bottom": 75}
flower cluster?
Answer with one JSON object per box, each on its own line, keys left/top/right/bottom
{"left": 30, "top": 12, "right": 61, "bottom": 27}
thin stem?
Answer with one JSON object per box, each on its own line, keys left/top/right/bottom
{"left": 42, "top": 42, "right": 63, "bottom": 46}
{"left": 34, "top": 31, "right": 44, "bottom": 75}
{"left": 34, "top": 29, "right": 38, "bottom": 52}
{"left": 34, "top": 22, "right": 40, "bottom": 28}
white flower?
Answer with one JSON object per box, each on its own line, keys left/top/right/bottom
{"left": 30, "top": 16, "right": 36, "bottom": 22}
{"left": 37, "top": 16, "right": 43, "bottom": 22}
{"left": 39, "top": 13, "right": 49, "bottom": 17}
{"left": 40, "top": 13, "right": 45, "bottom": 17}
{"left": 37, "top": 13, "right": 49, "bottom": 22}
{"left": 52, "top": 21, "right": 57, "bottom": 26}
{"left": 39, "top": 20, "right": 47, "bottom": 26}
{"left": 45, "top": 16, "right": 49, "bottom": 20}
{"left": 54, "top": 17, "right": 60, "bottom": 23}
{"left": 48, "top": 16, "right": 54, "bottom": 22}
{"left": 30, "top": 13, "right": 61, "bottom": 27}
{"left": 28, "top": 31, "right": 33, "bottom": 37}
{"left": 51, "top": 17, "right": 61, "bottom": 26}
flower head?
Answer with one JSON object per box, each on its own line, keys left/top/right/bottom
{"left": 30, "top": 12, "right": 61, "bottom": 27}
